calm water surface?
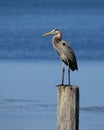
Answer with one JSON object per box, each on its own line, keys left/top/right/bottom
{"left": 0, "top": 61, "right": 104, "bottom": 130}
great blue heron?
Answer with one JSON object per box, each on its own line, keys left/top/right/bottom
{"left": 43, "top": 29, "right": 78, "bottom": 85}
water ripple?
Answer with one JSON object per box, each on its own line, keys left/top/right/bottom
{"left": 81, "top": 106, "right": 104, "bottom": 113}
{"left": 0, "top": 98, "right": 104, "bottom": 113}
{"left": 0, "top": 98, "right": 56, "bottom": 112}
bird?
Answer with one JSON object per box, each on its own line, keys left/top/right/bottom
{"left": 43, "top": 29, "right": 78, "bottom": 85}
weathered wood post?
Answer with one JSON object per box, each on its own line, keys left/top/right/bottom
{"left": 57, "top": 85, "right": 79, "bottom": 130}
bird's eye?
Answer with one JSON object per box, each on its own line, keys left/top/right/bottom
{"left": 63, "top": 43, "right": 66, "bottom": 46}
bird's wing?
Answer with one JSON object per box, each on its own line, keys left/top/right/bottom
{"left": 58, "top": 40, "right": 78, "bottom": 70}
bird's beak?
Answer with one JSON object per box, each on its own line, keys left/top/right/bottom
{"left": 42, "top": 31, "right": 52, "bottom": 36}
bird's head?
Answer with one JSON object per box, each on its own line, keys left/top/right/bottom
{"left": 43, "top": 29, "right": 62, "bottom": 36}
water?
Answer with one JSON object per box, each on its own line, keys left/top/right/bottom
{"left": 0, "top": 3, "right": 104, "bottom": 130}
{"left": 0, "top": 61, "right": 104, "bottom": 130}
{"left": 0, "top": 6, "right": 104, "bottom": 60}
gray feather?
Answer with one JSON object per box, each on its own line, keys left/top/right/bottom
{"left": 56, "top": 40, "right": 78, "bottom": 71}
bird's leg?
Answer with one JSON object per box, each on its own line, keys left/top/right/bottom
{"left": 62, "top": 62, "right": 65, "bottom": 85}
{"left": 68, "top": 67, "right": 70, "bottom": 85}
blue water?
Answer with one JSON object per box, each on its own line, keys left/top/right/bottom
{"left": 0, "top": 4, "right": 104, "bottom": 130}
{"left": 0, "top": 6, "right": 104, "bottom": 60}
{"left": 0, "top": 61, "right": 104, "bottom": 130}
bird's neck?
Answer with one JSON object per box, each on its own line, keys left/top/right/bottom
{"left": 52, "top": 32, "right": 62, "bottom": 49}
{"left": 53, "top": 35, "right": 62, "bottom": 43}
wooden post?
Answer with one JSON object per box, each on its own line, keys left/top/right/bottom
{"left": 57, "top": 85, "right": 79, "bottom": 130}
